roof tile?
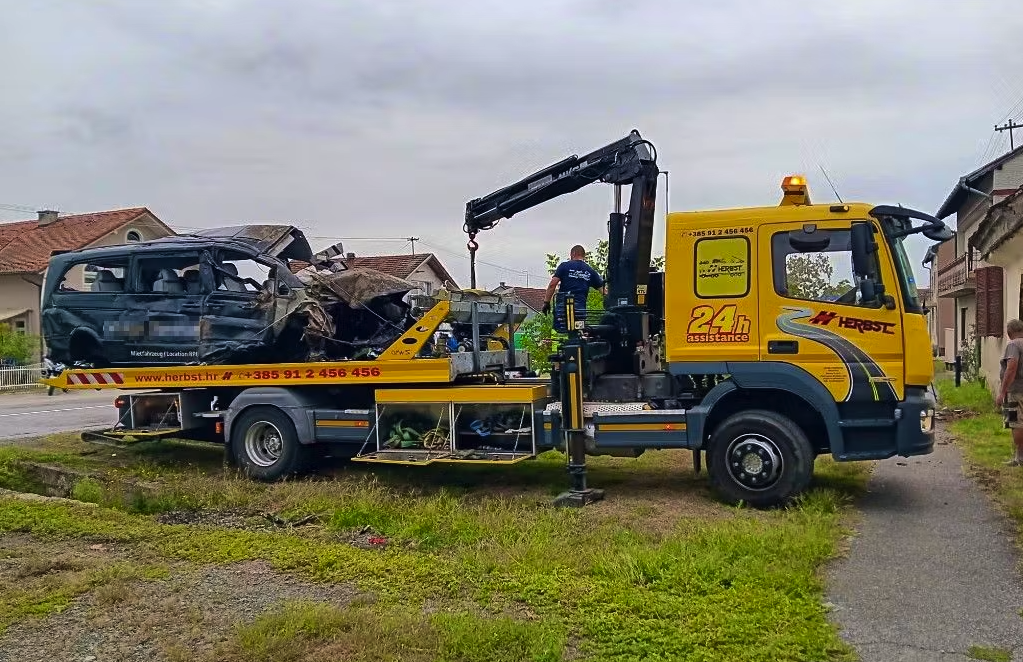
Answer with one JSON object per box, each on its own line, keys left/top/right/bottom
{"left": 506, "top": 286, "right": 547, "bottom": 311}
{"left": 0, "top": 208, "right": 157, "bottom": 274}
{"left": 290, "top": 253, "right": 459, "bottom": 288}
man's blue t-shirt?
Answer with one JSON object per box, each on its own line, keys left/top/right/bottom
{"left": 554, "top": 259, "right": 604, "bottom": 309}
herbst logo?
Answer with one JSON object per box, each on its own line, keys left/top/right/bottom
{"left": 809, "top": 310, "right": 896, "bottom": 335}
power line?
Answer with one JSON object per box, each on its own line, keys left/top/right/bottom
{"left": 417, "top": 239, "right": 548, "bottom": 283}
{"left": 977, "top": 131, "right": 997, "bottom": 165}
{"left": 0, "top": 203, "right": 43, "bottom": 215}
{"left": 995, "top": 119, "right": 1023, "bottom": 151}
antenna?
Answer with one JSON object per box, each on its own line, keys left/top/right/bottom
{"left": 818, "top": 164, "right": 843, "bottom": 203}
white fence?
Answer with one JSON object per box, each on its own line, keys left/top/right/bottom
{"left": 0, "top": 363, "right": 44, "bottom": 392}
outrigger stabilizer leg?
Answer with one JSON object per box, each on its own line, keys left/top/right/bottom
{"left": 553, "top": 296, "right": 604, "bottom": 508}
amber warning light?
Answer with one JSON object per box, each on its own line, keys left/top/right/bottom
{"left": 780, "top": 174, "right": 811, "bottom": 206}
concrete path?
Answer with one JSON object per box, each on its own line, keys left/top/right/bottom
{"left": 827, "top": 429, "right": 1023, "bottom": 661}
{"left": 0, "top": 389, "right": 118, "bottom": 441}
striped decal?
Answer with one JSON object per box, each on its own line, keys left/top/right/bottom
{"left": 316, "top": 420, "right": 369, "bottom": 428}
{"left": 67, "top": 372, "right": 125, "bottom": 386}
{"left": 598, "top": 423, "right": 686, "bottom": 432}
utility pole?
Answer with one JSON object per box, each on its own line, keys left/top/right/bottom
{"left": 995, "top": 119, "right": 1023, "bottom": 151}
{"left": 407, "top": 236, "right": 419, "bottom": 255}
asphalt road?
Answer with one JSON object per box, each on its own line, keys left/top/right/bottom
{"left": 0, "top": 389, "right": 119, "bottom": 441}
{"left": 827, "top": 429, "right": 1023, "bottom": 660}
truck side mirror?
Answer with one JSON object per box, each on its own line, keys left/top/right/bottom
{"left": 850, "top": 223, "right": 876, "bottom": 278}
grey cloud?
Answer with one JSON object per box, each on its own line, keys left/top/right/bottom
{"left": 56, "top": 107, "right": 133, "bottom": 145}
{"left": 1, "top": 0, "right": 1022, "bottom": 289}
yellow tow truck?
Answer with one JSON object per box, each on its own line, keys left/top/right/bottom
{"left": 42, "top": 131, "right": 952, "bottom": 507}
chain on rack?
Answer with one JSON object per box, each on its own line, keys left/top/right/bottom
{"left": 467, "top": 231, "right": 479, "bottom": 289}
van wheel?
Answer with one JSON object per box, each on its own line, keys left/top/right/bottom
{"left": 231, "top": 406, "right": 308, "bottom": 482}
{"left": 706, "top": 409, "right": 813, "bottom": 508}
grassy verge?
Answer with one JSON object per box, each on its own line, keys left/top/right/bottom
{"left": 0, "top": 434, "right": 868, "bottom": 661}
{"left": 935, "top": 376, "right": 996, "bottom": 414}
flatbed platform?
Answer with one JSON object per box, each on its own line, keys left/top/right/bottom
{"left": 40, "top": 349, "right": 528, "bottom": 391}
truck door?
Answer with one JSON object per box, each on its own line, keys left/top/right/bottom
{"left": 758, "top": 220, "right": 905, "bottom": 406}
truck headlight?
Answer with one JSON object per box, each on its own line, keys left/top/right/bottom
{"left": 920, "top": 408, "right": 935, "bottom": 433}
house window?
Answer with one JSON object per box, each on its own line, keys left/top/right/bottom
{"left": 410, "top": 280, "right": 432, "bottom": 296}
{"left": 961, "top": 308, "right": 968, "bottom": 343}
{"left": 975, "top": 265, "right": 1004, "bottom": 338}
{"left": 83, "top": 264, "right": 98, "bottom": 285}
{"left": 125, "top": 230, "right": 142, "bottom": 243}
{"left": 1018, "top": 275, "right": 1023, "bottom": 327}
{"left": 13, "top": 320, "right": 25, "bottom": 335}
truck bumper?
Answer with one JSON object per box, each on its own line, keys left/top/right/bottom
{"left": 896, "top": 385, "right": 937, "bottom": 458}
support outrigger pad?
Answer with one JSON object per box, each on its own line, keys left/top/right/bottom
{"left": 80, "top": 430, "right": 171, "bottom": 447}
{"left": 81, "top": 431, "right": 136, "bottom": 447}
{"left": 553, "top": 488, "right": 606, "bottom": 508}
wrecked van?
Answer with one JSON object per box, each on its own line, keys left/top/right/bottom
{"left": 41, "top": 225, "right": 420, "bottom": 368}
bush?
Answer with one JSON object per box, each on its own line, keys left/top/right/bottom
{"left": 0, "top": 323, "right": 37, "bottom": 365}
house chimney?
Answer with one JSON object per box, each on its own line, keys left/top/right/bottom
{"left": 499, "top": 281, "right": 506, "bottom": 287}
{"left": 346, "top": 252, "right": 356, "bottom": 260}
{"left": 37, "top": 210, "right": 59, "bottom": 226}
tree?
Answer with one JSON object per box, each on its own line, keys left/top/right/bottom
{"left": 522, "top": 240, "right": 665, "bottom": 374}
{"left": 0, "top": 324, "right": 37, "bottom": 365}
{"left": 784, "top": 253, "right": 852, "bottom": 300}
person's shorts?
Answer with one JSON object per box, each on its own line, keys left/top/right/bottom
{"left": 1004, "top": 392, "right": 1023, "bottom": 429}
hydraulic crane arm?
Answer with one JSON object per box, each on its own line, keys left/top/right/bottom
{"left": 463, "top": 130, "right": 660, "bottom": 322}
{"left": 464, "top": 130, "right": 657, "bottom": 234}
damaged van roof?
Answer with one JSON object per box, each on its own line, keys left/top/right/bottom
{"left": 48, "top": 224, "right": 317, "bottom": 265}
{"left": 189, "top": 225, "right": 315, "bottom": 261}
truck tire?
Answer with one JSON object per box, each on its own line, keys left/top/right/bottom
{"left": 706, "top": 409, "right": 813, "bottom": 508}
{"left": 231, "top": 406, "right": 308, "bottom": 482}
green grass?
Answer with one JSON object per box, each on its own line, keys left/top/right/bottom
{"left": 967, "top": 645, "right": 1012, "bottom": 662}
{"left": 0, "top": 435, "right": 869, "bottom": 661}
{"left": 214, "top": 600, "right": 567, "bottom": 662}
{"left": 935, "top": 376, "right": 996, "bottom": 414}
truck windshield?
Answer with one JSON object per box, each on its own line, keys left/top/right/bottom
{"left": 890, "top": 236, "right": 922, "bottom": 313}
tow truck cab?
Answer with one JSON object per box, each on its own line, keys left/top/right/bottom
{"left": 663, "top": 176, "right": 946, "bottom": 462}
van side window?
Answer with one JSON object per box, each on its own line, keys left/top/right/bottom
{"left": 694, "top": 236, "right": 751, "bottom": 298}
{"left": 771, "top": 225, "right": 880, "bottom": 307}
{"left": 134, "top": 254, "right": 205, "bottom": 295}
{"left": 58, "top": 258, "right": 128, "bottom": 293}
{"left": 217, "top": 251, "right": 273, "bottom": 293}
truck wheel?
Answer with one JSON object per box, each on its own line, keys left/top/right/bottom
{"left": 231, "top": 407, "right": 308, "bottom": 482}
{"left": 706, "top": 409, "right": 813, "bottom": 508}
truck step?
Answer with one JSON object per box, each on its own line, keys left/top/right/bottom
{"left": 352, "top": 449, "right": 534, "bottom": 466}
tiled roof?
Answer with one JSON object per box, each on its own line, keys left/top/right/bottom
{"left": 290, "top": 252, "right": 459, "bottom": 288}
{"left": 0, "top": 208, "right": 163, "bottom": 274}
{"left": 502, "top": 286, "right": 547, "bottom": 311}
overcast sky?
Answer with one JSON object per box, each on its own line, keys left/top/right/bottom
{"left": 2, "top": 0, "right": 1022, "bottom": 289}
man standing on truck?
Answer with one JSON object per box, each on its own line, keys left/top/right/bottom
{"left": 541, "top": 245, "right": 605, "bottom": 329}
{"left": 997, "top": 318, "right": 1023, "bottom": 466}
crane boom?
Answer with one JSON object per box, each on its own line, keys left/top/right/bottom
{"left": 463, "top": 130, "right": 661, "bottom": 359}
